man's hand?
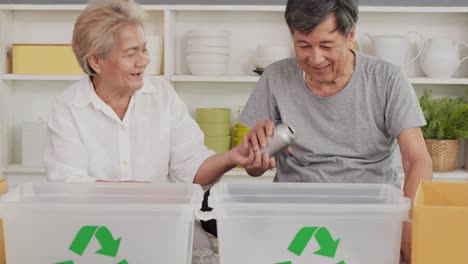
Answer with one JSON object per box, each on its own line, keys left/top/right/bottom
{"left": 401, "top": 222, "right": 412, "bottom": 264}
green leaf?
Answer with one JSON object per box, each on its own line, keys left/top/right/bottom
{"left": 419, "top": 89, "right": 468, "bottom": 140}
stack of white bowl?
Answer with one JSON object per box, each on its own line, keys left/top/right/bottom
{"left": 186, "top": 30, "right": 231, "bottom": 76}
{"left": 252, "top": 45, "right": 292, "bottom": 70}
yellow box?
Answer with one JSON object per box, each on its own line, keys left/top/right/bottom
{"left": 12, "top": 44, "right": 83, "bottom": 75}
{"left": 412, "top": 181, "right": 468, "bottom": 264}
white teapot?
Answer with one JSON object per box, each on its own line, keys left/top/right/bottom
{"left": 365, "top": 31, "right": 424, "bottom": 68}
{"left": 420, "top": 38, "right": 468, "bottom": 78}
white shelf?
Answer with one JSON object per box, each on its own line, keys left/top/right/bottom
{"left": 0, "top": 4, "right": 85, "bottom": 10}
{"left": 0, "top": 5, "right": 467, "bottom": 13}
{"left": 5, "top": 74, "right": 468, "bottom": 85}
{"left": 359, "top": 6, "right": 468, "bottom": 13}
{"left": 2, "top": 74, "right": 167, "bottom": 81}
{"left": 5, "top": 164, "right": 45, "bottom": 174}
{"left": 410, "top": 78, "right": 468, "bottom": 85}
{"left": 170, "top": 76, "right": 468, "bottom": 84}
{"left": 0, "top": 4, "right": 165, "bottom": 11}
{"left": 2, "top": 74, "right": 85, "bottom": 81}
{"left": 170, "top": 75, "right": 259, "bottom": 83}
{"left": 164, "top": 5, "right": 285, "bottom": 11}
{"left": 433, "top": 170, "right": 468, "bottom": 181}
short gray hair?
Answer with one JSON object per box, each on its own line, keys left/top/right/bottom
{"left": 285, "top": 0, "right": 358, "bottom": 36}
{"left": 72, "top": 0, "right": 145, "bottom": 76}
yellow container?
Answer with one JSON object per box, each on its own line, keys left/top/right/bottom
{"left": 196, "top": 108, "right": 231, "bottom": 123}
{"left": 412, "top": 181, "right": 468, "bottom": 264}
{"left": 198, "top": 122, "right": 231, "bottom": 136}
{"left": 0, "top": 178, "right": 7, "bottom": 264}
{"left": 12, "top": 44, "right": 84, "bottom": 75}
{"left": 234, "top": 123, "right": 250, "bottom": 136}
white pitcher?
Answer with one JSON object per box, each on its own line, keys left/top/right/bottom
{"left": 365, "top": 31, "right": 424, "bottom": 68}
{"left": 420, "top": 38, "right": 468, "bottom": 78}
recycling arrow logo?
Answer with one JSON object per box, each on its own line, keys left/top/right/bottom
{"left": 276, "top": 226, "right": 346, "bottom": 264}
{"left": 56, "top": 225, "right": 128, "bottom": 264}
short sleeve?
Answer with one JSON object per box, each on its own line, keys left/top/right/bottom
{"left": 385, "top": 68, "right": 426, "bottom": 137}
{"left": 238, "top": 66, "right": 280, "bottom": 128}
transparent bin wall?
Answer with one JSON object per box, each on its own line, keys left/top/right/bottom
{"left": 210, "top": 183, "right": 410, "bottom": 264}
{"left": 0, "top": 182, "right": 203, "bottom": 264}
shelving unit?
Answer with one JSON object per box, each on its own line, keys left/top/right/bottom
{"left": 0, "top": 4, "right": 466, "bottom": 184}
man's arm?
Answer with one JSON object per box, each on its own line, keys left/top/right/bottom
{"left": 398, "top": 127, "right": 432, "bottom": 206}
{"left": 398, "top": 127, "right": 433, "bottom": 264}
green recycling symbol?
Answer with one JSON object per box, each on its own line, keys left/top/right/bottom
{"left": 56, "top": 225, "right": 128, "bottom": 264}
{"left": 276, "top": 226, "right": 346, "bottom": 264}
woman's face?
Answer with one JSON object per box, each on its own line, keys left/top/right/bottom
{"left": 96, "top": 23, "right": 149, "bottom": 93}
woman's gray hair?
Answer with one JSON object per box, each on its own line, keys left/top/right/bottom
{"left": 285, "top": 0, "right": 358, "bottom": 36}
{"left": 72, "top": 0, "right": 145, "bottom": 76}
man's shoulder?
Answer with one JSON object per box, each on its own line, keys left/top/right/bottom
{"left": 263, "top": 57, "right": 300, "bottom": 81}
{"left": 357, "top": 52, "right": 400, "bottom": 77}
{"left": 268, "top": 57, "right": 299, "bottom": 71}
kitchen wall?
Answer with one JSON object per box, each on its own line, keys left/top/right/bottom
{"left": 1, "top": 0, "right": 467, "bottom": 6}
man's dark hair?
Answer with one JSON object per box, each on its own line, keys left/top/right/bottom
{"left": 285, "top": 0, "right": 358, "bottom": 36}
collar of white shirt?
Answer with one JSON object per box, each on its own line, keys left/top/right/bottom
{"left": 72, "top": 75, "right": 158, "bottom": 109}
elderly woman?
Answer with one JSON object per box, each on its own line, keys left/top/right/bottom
{"left": 43, "top": 0, "right": 255, "bottom": 252}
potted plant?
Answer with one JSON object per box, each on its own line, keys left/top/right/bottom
{"left": 419, "top": 89, "right": 468, "bottom": 172}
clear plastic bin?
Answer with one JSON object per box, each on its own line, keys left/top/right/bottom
{"left": 0, "top": 182, "right": 203, "bottom": 264}
{"left": 208, "top": 183, "right": 410, "bottom": 264}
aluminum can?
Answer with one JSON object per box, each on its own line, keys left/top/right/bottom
{"left": 262, "top": 124, "right": 295, "bottom": 156}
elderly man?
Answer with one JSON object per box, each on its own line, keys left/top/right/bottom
{"left": 239, "top": 0, "right": 433, "bottom": 263}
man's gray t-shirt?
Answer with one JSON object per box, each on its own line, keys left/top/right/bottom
{"left": 239, "top": 52, "right": 426, "bottom": 185}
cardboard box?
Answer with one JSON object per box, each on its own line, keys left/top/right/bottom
{"left": 12, "top": 44, "right": 83, "bottom": 75}
{"left": 412, "top": 181, "right": 468, "bottom": 264}
{"left": 0, "top": 179, "right": 8, "bottom": 264}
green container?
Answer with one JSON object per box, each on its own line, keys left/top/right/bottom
{"left": 196, "top": 108, "right": 231, "bottom": 123}
{"left": 198, "top": 122, "right": 231, "bottom": 136}
{"left": 204, "top": 136, "right": 231, "bottom": 154}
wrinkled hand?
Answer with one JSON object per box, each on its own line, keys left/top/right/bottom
{"left": 228, "top": 140, "right": 255, "bottom": 167}
{"left": 401, "top": 222, "right": 412, "bottom": 264}
{"left": 241, "top": 120, "right": 277, "bottom": 174}
{"left": 245, "top": 120, "right": 275, "bottom": 152}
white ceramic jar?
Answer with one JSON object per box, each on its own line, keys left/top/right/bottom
{"left": 420, "top": 38, "right": 468, "bottom": 78}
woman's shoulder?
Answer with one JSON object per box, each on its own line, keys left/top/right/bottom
{"left": 53, "top": 76, "right": 93, "bottom": 111}
{"left": 142, "top": 75, "right": 177, "bottom": 97}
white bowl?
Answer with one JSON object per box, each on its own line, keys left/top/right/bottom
{"left": 187, "top": 52, "right": 229, "bottom": 63}
{"left": 187, "top": 30, "right": 231, "bottom": 38}
{"left": 187, "top": 37, "right": 230, "bottom": 47}
{"left": 256, "top": 45, "right": 291, "bottom": 61}
{"left": 251, "top": 57, "right": 278, "bottom": 69}
{"left": 186, "top": 46, "right": 230, "bottom": 55}
{"left": 189, "top": 62, "right": 228, "bottom": 76}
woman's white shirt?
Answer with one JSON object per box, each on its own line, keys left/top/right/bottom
{"left": 43, "top": 76, "right": 214, "bottom": 183}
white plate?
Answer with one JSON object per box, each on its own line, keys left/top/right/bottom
{"left": 187, "top": 37, "right": 230, "bottom": 47}
{"left": 187, "top": 30, "right": 231, "bottom": 38}
{"left": 186, "top": 46, "right": 230, "bottom": 55}
{"left": 187, "top": 53, "right": 229, "bottom": 63}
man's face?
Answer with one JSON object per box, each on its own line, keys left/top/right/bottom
{"left": 293, "top": 13, "right": 355, "bottom": 84}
